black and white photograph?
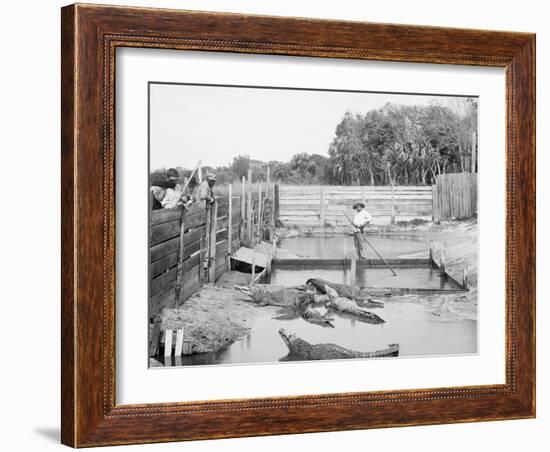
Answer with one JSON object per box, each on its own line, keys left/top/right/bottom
{"left": 148, "top": 82, "right": 479, "bottom": 367}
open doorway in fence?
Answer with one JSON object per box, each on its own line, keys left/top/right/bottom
{"left": 147, "top": 81, "right": 478, "bottom": 368}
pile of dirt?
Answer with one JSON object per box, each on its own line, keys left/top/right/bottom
{"left": 156, "top": 285, "right": 271, "bottom": 354}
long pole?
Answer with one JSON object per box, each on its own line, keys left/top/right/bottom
{"left": 174, "top": 160, "right": 201, "bottom": 205}
{"left": 343, "top": 212, "right": 397, "bottom": 276}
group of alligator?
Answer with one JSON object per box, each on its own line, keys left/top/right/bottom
{"left": 236, "top": 278, "right": 400, "bottom": 361}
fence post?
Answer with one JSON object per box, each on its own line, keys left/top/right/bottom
{"left": 174, "top": 211, "right": 186, "bottom": 306}
{"left": 240, "top": 176, "right": 246, "bottom": 244}
{"left": 271, "top": 183, "right": 276, "bottom": 238}
{"left": 208, "top": 202, "right": 218, "bottom": 283}
{"left": 471, "top": 132, "right": 477, "bottom": 173}
{"left": 390, "top": 183, "right": 395, "bottom": 224}
{"left": 247, "top": 169, "right": 252, "bottom": 245}
{"left": 251, "top": 252, "right": 256, "bottom": 285}
{"left": 350, "top": 257, "right": 357, "bottom": 285}
{"left": 440, "top": 245, "right": 446, "bottom": 277}
{"left": 227, "top": 184, "right": 233, "bottom": 268}
{"left": 432, "top": 184, "right": 439, "bottom": 223}
{"left": 164, "top": 329, "right": 173, "bottom": 358}
{"left": 274, "top": 183, "right": 280, "bottom": 224}
{"left": 203, "top": 204, "right": 211, "bottom": 282}
{"left": 257, "top": 183, "right": 262, "bottom": 242}
{"left": 319, "top": 186, "right": 325, "bottom": 227}
{"left": 462, "top": 262, "right": 469, "bottom": 289}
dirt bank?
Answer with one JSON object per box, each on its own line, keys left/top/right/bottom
{"left": 156, "top": 285, "right": 275, "bottom": 356}
{"left": 393, "top": 219, "right": 478, "bottom": 320}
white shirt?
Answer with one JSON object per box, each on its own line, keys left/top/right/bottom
{"left": 352, "top": 208, "right": 372, "bottom": 228}
{"left": 161, "top": 184, "right": 183, "bottom": 209}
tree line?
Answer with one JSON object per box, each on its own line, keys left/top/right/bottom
{"left": 152, "top": 100, "right": 477, "bottom": 187}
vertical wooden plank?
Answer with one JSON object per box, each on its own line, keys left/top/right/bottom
{"left": 257, "top": 183, "right": 262, "bottom": 242}
{"left": 319, "top": 186, "right": 325, "bottom": 226}
{"left": 208, "top": 202, "right": 218, "bottom": 283}
{"left": 174, "top": 328, "right": 184, "bottom": 356}
{"left": 164, "top": 329, "right": 173, "bottom": 357}
{"left": 149, "top": 323, "right": 161, "bottom": 357}
{"left": 203, "top": 204, "right": 211, "bottom": 282}
{"left": 390, "top": 183, "right": 395, "bottom": 224}
{"left": 247, "top": 169, "right": 252, "bottom": 244}
{"left": 471, "top": 132, "right": 477, "bottom": 173}
{"left": 174, "top": 212, "right": 186, "bottom": 306}
{"left": 274, "top": 183, "right": 280, "bottom": 223}
{"left": 240, "top": 176, "right": 246, "bottom": 244}
{"left": 432, "top": 185, "right": 438, "bottom": 222}
{"left": 270, "top": 183, "right": 276, "bottom": 238}
{"left": 227, "top": 184, "right": 233, "bottom": 259}
{"left": 251, "top": 252, "right": 256, "bottom": 285}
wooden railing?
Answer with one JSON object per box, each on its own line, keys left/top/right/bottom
{"left": 277, "top": 184, "right": 433, "bottom": 226}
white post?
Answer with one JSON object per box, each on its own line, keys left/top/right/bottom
{"left": 350, "top": 257, "right": 357, "bottom": 285}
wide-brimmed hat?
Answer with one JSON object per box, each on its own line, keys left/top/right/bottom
{"left": 352, "top": 202, "right": 366, "bottom": 209}
{"left": 206, "top": 172, "right": 217, "bottom": 181}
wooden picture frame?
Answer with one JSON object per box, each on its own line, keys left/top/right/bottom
{"left": 61, "top": 3, "right": 535, "bottom": 447}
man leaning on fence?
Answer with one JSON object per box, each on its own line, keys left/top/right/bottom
{"left": 150, "top": 168, "right": 197, "bottom": 210}
{"left": 196, "top": 172, "right": 217, "bottom": 205}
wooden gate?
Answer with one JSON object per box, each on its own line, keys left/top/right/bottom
{"left": 432, "top": 173, "right": 478, "bottom": 222}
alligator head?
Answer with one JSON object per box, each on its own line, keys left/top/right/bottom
{"left": 278, "top": 328, "right": 297, "bottom": 350}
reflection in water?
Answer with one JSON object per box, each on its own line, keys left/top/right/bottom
{"left": 270, "top": 267, "right": 455, "bottom": 290}
{"left": 175, "top": 299, "right": 477, "bottom": 366}
{"left": 280, "top": 235, "right": 428, "bottom": 260}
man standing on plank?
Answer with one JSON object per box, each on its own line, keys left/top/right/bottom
{"left": 351, "top": 202, "right": 372, "bottom": 259}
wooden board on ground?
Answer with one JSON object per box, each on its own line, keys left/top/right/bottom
{"left": 231, "top": 246, "right": 268, "bottom": 268}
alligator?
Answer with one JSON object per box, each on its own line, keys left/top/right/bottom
{"left": 278, "top": 328, "right": 399, "bottom": 361}
{"left": 301, "top": 306, "right": 334, "bottom": 328}
{"left": 306, "top": 278, "right": 384, "bottom": 308}
{"left": 236, "top": 285, "right": 315, "bottom": 307}
{"left": 323, "top": 286, "right": 385, "bottom": 324}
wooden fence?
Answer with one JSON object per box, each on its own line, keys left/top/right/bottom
{"left": 149, "top": 179, "right": 274, "bottom": 317}
{"left": 432, "top": 173, "right": 478, "bottom": 222}
{"left": 277, "top": 184, "right": 433, "bottom": 226}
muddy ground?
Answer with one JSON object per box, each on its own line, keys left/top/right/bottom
{"left": 156, "top": 285, "right": 275, "bottom": 355}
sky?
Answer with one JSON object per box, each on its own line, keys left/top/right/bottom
{"left": 149, "top": 83, "right": 471, "bottom": 171}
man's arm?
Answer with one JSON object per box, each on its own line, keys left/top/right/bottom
{"left": 196, "top": 182, "right": 214, "bottom": 204}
